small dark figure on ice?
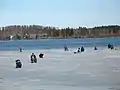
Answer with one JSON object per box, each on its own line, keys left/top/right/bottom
{"left": 20, "top": 48, "right": 22, "bottom": 52}
{"left": 108, "top": 44, "right": 111, "bottom": 49}
{"left": 110, "top": 45, "right": 114, "bottom": 49}
{"left": 81, "top": 46, "right": 85, "bottom": 52}
{"left": 74, "top": 48, "right": 81, "bottom": 54}
{"left": 64, "top": 45, "right": 69, "bottom": 51}
{"left": 39, "top": 53, "right": 44, "bottom": 58}
{"left": 108, "top": 44, "right": 114, "bottom": 50}
{"left": 77, "top": 48, "right": 80, "bottom": 53}
{"left": 31, "top": 53, "right": 37, "bottom": 63}
{"left": 94, "top": 46, "right": 98, "bottom": 50}
{"left": 15, "top": 59, "right": 22, "bottom": 68}
{"left": 19, "top": 46, "right": 22, "bottom": 52}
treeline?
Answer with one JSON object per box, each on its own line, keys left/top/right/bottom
{"left": 0, "top": 25, "right": 120, "bottom": 40}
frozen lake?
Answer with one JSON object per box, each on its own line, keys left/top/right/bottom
{"left": 0, "top": 48, "right": 120, "bottom": 90}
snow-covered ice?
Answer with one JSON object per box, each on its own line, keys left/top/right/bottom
{"left": 0, "top": 48, "right": 120, "bottom": 90}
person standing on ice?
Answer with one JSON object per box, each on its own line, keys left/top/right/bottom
{"left": 64, "top": 44, "right": 69, "bottom": 51}
{"left": 31, "top": 53, "right": 37, "bottom": 63}
{"left": 19, "top": 45, "right": 22, "bottom": 52}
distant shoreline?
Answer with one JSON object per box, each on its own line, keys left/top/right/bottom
{"left": 0, "top": 25, "right": 120, "bottom": 40}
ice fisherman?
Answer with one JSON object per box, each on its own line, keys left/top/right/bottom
{"left": 110, "top": 45, "right": 114, "bottom": 49}
{"left": 108, "top": 44, "right": 114, "bottom": 50}
{"left": 64, "top": 45, "right": 69, "bottom": 51}
{"left": 39, "top": 53, "right": 44, "bottom": 58}
{"left": 15, "top": 59, "right": 22, "bottom": 68}
{"left": 31, "top": 53, "right": 37, "bottom": 63}
{"left": 77, "top": 48, "right": 80, "bottom": 53}
{"left": 94, "top": 46, "right": 98, "bottom": 50}
{"left": 74, "top": 48, "right": 80, "bottom": 54}
{"left": 81, "top": 46, "right": 85, "bottom": 52}
{"left": 19, "top": 46, "right": 22, "bottom": 52}
{"left": 108, "top": 44, "right": 111, "bottom": 49}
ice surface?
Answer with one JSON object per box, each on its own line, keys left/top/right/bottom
{"left": 0, "top": 48, "right": 120, "bottom": 90}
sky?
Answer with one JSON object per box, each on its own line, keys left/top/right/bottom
{"left": 0, "top": 0, "right": 120, "bottom": 28}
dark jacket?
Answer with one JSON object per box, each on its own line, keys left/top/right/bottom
{"left": 31, "top": 54, "right": 37, "bottom": 63}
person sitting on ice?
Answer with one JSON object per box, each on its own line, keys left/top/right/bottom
{"left": 94, "top": 46, "right": 98, "bottom": 50}
{"left": 31, "top": 53, "right": 37, "bottom": 63}
{"left": 77, "top": 48, "right": 80, "bottom": 53}
{"left": 81, "top": 46, "right": 85, "bottom": 52}
{"left": 39, "top": 53, "right": 44, "bottom": 58}
{"left": 15, "top": 59, "right": 22, "bottom": 68}
{"left": 74, "top": 48, "right": 80, "bottom": 54}
{"left": 108, "top": 44, "right": 114, "bottom": 50}
{"left": 64, "top": 45, "right": 69, "bottom": 51}
{"left": 110, "top": 45, "right": 114, "bottom": 50}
